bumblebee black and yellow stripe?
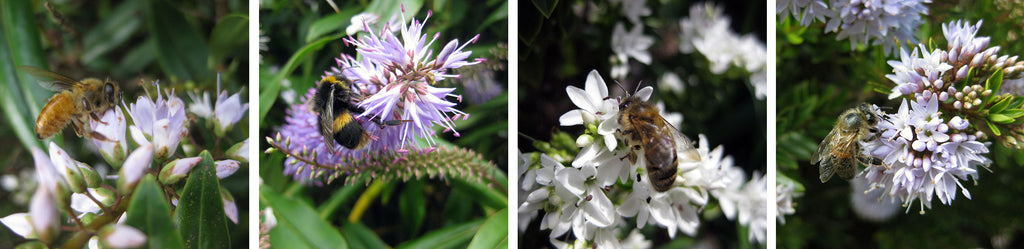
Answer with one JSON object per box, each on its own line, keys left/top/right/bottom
{"left": 332, "top": 112, "right": 369, "bottom": 149}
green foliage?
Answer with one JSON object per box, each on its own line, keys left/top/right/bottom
{"left": 176, "top": 151, "right": 230, "bottom": 249}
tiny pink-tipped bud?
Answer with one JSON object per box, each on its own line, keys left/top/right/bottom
{"left": 119, "top": 144, "right": 154, "bottom": 194}
{"left": 99, "top": 224, "right": 147, "bottom": 248}
{"left": 159, "top": 157, "right": 202, "bottom": 184}
{"left": 29, "top": 186, "right": 58, "bottom": 243}
{"left": 216, "top": 160, "right": 242, "bottom": 179}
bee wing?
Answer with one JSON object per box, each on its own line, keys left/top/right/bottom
{"left": 810, "top": 127, "right": 839, "bottom": 165}
{"left": 814, "top": 127, "right": 840, "bottom": 182}
{"left": 660, "top": 116, "right": 701, "bottom": 163}
{"left": 18, "top": 65, "right": 80, "bottom": 91}
{"left": 319, "top": 86, "right": 338, "bottom": 153}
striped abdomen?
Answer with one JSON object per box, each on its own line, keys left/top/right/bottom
{"left": 35, "top": 92, "right": 75, "bottom": 139}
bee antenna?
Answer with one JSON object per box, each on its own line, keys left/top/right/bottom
{"left": 633, "top": 80, "right": 643, "bottom": 94}
{"left": 613, "top": 80, "right": 629, "bottom": 96}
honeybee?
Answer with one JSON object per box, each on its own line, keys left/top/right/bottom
{"left": 811, "top": 103, "right": 884, "bottom": 183}
{"left": 617, "top": 88, "right": 701, "bottom": 192}
{"left": 23, "top": 65, "right": 121, "bottom": 140}
{"left": 312, "top": 75, "right": 402, "bottom": 153}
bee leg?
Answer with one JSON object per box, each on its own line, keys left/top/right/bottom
{"left": 87, "top": 131, "right": 111, "bottom": 142}
{"left": 89, "top": 112, "right": 109, "bottom": 125}
{"left": 857, "top": 156, "right": 884, "bottom": 168}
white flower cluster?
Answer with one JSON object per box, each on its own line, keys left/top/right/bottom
{"left": 679, "top": 2, "right": 767, "bottom": 99}
{"left": 518, "top": 70, "right": 765, "bottom": 247}
{"left": 777, "top": 0, "right": 930, "bottom": 55}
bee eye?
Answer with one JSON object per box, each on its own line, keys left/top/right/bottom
{"left": 104, "top": 83, "right": 116, "bottom": 98}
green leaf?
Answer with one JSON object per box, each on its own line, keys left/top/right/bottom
{"left": 467, "top": 208, "right": 508, "bottom": 249}
{"left": 1002, "top": 109, "right": 1024, "bottom": 119}
{"left": 261, "top": 187, "right": 349, "bottom": 249}
{"left": 306, "top": 10, "right": 358, "bottom": 43}
{"left": 175, "top": 150, "right": 230, "bottom": 249}
{"left": 990, "top": 113, "right": 1014, "bottom": 124}
{"left": 985, "top": 69, "right": 1004, "bottom": 103}
{"left": 987, "top": 120, "right": 1002, "bottom": 136}
{"left": 143, "top": 0, "right": 212, "bottom": 82}
{"left": 340, "top": 221, "right": 389, "bottom": 249}
{"left": 81, "top": 1, "right": 141, "bottom": 65}
{"left": 990, "top": 96, "right": 1012, "bottom": 113}
{"left": 395, "top": 219, "right": 484, "bottom": 249}
{"left": 364, "top": 0, "right": 423, "bottom": 30}
{"left": 126, "top": 175, "right": 186, "bottom": 249}
{"left": 531, "top": 0, "right": 558, "bottom": 18}
{"left": 115, "top": 39, "right": 157, "bottom": 76}
{"left": 259, "top": 33, "right": 345, "bottom": 120}
{"left": 0, "top": 0, "right": 50, "bottom": 150}
{"left": 477, "top": 1, "right": 508, "bottom": 33}
{"left": 209, "top": 14, "right": 249, "bottom": 64}
{"left": 452, "top": 177, "right": 507, "bottom": 210}
{"left": 399, "top": 180, "right": 427, "bottom": 235}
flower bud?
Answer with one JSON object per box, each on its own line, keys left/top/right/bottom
{"left": 99, "top": 224, "right": 147, "bottom": 248}
{"left": 159, "top": 157, "right": 201, "bottom": 184}
{"left": 119, "top": 144, "right": 154, "bottom": 194}
{"left": 29, "top": 187, "right": 58, "bottom": 244}
{"left": 222, "top": 188, "right": 238, "bottom": 224}
{"left": 225, "top": 138, "right": 250, "bottom": 163}
{"left": 215, "top": 160, "right": 241, "bottom": 179}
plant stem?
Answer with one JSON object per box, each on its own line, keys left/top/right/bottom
{"left": 348, "top": 179, "right": 385, "bottom": 223}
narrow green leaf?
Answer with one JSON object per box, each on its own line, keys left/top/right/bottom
{"left": 990, "top": 96, "right": 1012, "bottom": 113}
{"left": 990, "top": 113, "right": 1014, "bottom": 124}
{"left": 306, "top": 10, "right": 358, "bottom": 43}
{"left": 467, "top": 208, "right": 508, "bottom": 249}
{"left": 143, "top": 0, "right": 212, "bottom": 82}
{"left": 399, "top": 180, "right": 426, "bottom": 235}
{"left": 340, "top": 221, "right": 389, "bottom": 249}
{"left": 987, "top": 120, "right": 1002, "bottom": 136}
{"left": 477, "top": 1, "right": 507, "bottom": 33}
{"left": 395, "top": 219, "right": 484, "bottom": 249}
{"left": 452, "top": 177, "right": 507, "bottom": 210}
{"left": 175, "top": 150, "right": 230, "bottom": 249}
{"left": 81, "top": 1, "right": 141, "bottom": 65}
{"left": 260, "top": 187, "right": 349, "bottom": 249}
{"left": 531, "top": 0, "right": 558, "bottom": 18}
{"left": 114, "top": 39, "right": 157, "bottom": 76}
{"left": 364, "top": 0, "right": 423, "bottom": 29}
{"left": 209, "top": 14, "right": 249, "bottom": 63}
{"left": 126, "top": 175, "right": 186, "bottom": 249}
{"left": 985, "top": 70, "right": 1004, "bottom": 103}
{"left": 0, "top": 0, "right": 50, "bottom": 150}
{"left": 259, "top": 34, "right": 345, "bottom": 120}
{"left": 1002, "top": 109, "right": 1024, "bottom": 119}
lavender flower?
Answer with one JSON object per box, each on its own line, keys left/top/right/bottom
{"left": 90, "top": 108, "right": 128, "bottom": 167}
{"left": 213, "top": 83, "right": 249, "bottom": 137}
{"left": 127, "top": 83, "right": 189, "bottom": 160}
{"left": 272, "top": 8, "right": 485, "bottom": 183}
{"left": 862, "top": 98, "right": 989, "bottom": 213}
{"left": 779, "top": 0, "right": 930, "bottom": 55}
{"left": 332, "top": 7, "right": 481, "bottom": 149}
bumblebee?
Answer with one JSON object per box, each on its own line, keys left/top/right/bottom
{"left": 811, "top": 103, "right": 884, "bottom": 183}
{"left": 22, "top": 65, "right": 121, "bottom": 141}
{"left": 617, "top": 88, "right": 701, "bottom": 192}
{"left": 312, "top": 75, "right": 401, "bottom": 153}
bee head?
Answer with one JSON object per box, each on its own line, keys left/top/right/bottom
{"left": 103, "top": 80, "right": 120, "bottom": 103}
